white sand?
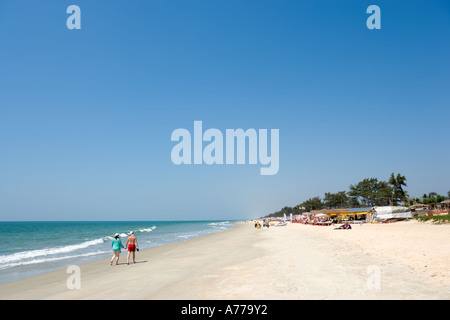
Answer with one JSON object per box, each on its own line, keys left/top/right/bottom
{"left": 0, "top": 220, "right": 449, "bottom": 300}
{"left": 298, "top": 220, "right": 450, "bottom": 284}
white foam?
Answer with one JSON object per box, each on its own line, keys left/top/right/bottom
{"left": 177, "top": 232, "right": 200, "bottom": 240}
{"left": 0, "top": 250, "right": 108, "bottom": 270}
{"left": 0, "top": 238, "right": 105, "bottom": 265}
{"left": 208, "top": 221, "right": 231, "bottom": 226}
{"left": 138, "top": 227, "right": 155, "bottom": 233}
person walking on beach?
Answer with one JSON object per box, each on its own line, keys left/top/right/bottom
{"left": 125, "top": 231, "right": 139, "bottom": 265}
{"left": 110, "top": 233, "right": 124, "bottom": 266}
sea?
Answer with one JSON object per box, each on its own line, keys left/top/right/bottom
{"left": 0, "top": 220, "right": 236, "bottom": 285}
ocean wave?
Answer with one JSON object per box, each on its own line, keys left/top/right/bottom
{"left": 103, "top": 226, "right": 156, "bottom": 240}
{"left": 138, "top": 226, "right": 156, "bottom": 233}
{"left": 0, "top": 238, "right": 105, "bottom": 265}
{"left": 0, "top": 226, "right": 159, "bottom": 265}
{"left": 115, "top": 226, "right": 156, "bottom": 237}
{"left": 207, "top": 221, "right": 231, "bottom": 226}
{"left": 208, "top": 221, "right": 233, "bottom": 229}
{"left": 0, "top": 250, "right": 108, "bottom": 270}
{"left": 177, "top": 232, "right": 201, "bottom": 239}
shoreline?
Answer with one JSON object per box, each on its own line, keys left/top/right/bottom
{"left": 0, "top": 220, "right": 449, "bottom": 299}
{"left": 0, "top": 222, "right": 251, "bottom": 299}
{"left": 0, "top": 220, "right": 235, "bottom": 286}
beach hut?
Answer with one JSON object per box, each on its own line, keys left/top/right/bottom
{"left": 410, "top": 204, "right": 427, "bottom": 209}
{"left": 409, "top": 203, "right": 428, "bottom": 217}
{"left": 438, "top": 200, "right": 450, "bottom": 214}
{"left": 372, "top": 206, "right": 412, "bottom": 222}
{"left": 310, "top": 208, "right": 371, "bottom": 223}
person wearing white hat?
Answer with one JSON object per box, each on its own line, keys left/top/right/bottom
{"left": 110, "top": 233, "right": 124, "bottom": 266}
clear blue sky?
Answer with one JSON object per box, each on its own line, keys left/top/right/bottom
{"left": 0, "top": 1, "right": 449, "bottom": 220}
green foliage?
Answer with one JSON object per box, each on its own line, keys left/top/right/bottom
{"left": 348, "top": 178, "right": 392, "bottom": 207}
{"left": 301, "top": 197, "right": 325, "bottom": 211}
{"left": 388, "top": 173, "right": 408, "bottom": 205}
{"left": 323, "top": 191, "right": 349, "bottom": 209}
{"left": 264, "top": 197, "right": 324, "bottom": 218}
{"left": 415, "top": 215, "right": 450, "bottom": 223}
{"left": 420, "top": 192, "right": 449, "bottom": 204}
{"left": 262, "top": 173, "right": 448, "bottom": 218}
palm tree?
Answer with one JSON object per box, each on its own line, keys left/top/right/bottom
{"left": 388, "top": 173, "right": 408, "bottom": 205}
{"left": 428, "top": 192, "right": 437, "bottom": 199}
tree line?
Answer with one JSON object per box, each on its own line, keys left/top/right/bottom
{"left": 263, "top": 173, "right": 449, "bottom": 218}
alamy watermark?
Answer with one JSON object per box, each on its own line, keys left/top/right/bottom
{"left": 66, "top": 5, "right": 81, "bottom": 30}
{"left": 65, "top": 4, "right": 380, "bottom": 31}
{"left": 171, "top": 121, "right": 279, "bottom": 175}
{"left": 366, "top": 5, "right": 381, "bottom": 30}
{"left": 366, "top": 265, "right": 381, "bottom": 290}
{"left": 66, "top": 265, "right": 81, "bottom": 290}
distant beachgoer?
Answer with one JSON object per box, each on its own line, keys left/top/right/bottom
{"left": 125, "top": 231, "right": 139, "bottom": 264}
{"left": 110, "top": 233, "right": 124, "bottom": 266}
{"left": 338, "top": 222, "right": 352, "bottom": 230}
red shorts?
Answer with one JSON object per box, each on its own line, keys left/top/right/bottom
{"left": 128, "top": 244, "right": 136, "bottom": 252}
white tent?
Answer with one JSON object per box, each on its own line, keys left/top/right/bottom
{"left": 372, "top": 206, "right": 412, "bottom": 221}
{"left": 315, "top": 213, "right": 328, "bottom": 217}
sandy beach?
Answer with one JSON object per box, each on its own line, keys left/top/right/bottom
{"left": 0, "top": 220, "right": 449, "bottom": 300}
